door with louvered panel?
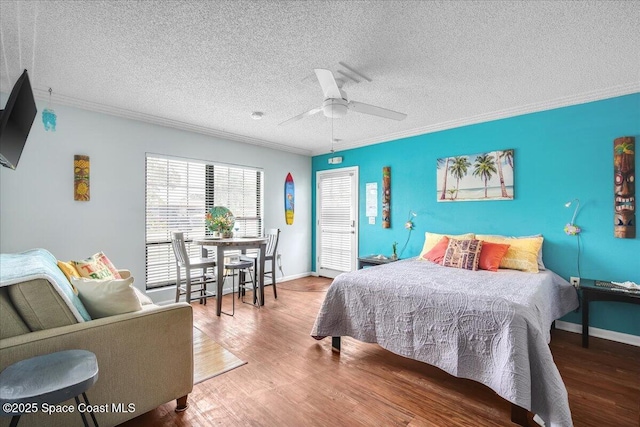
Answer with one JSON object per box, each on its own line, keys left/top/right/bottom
{"left": 316, "top": 167, "right": 358, "bottom": 278}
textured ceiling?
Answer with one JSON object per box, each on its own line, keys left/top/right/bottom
{"left": 1, "top": 0, "right": 639, "bottom": 156}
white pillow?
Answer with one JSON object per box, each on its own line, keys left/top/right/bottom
{"left": 71, "top": 276, "right": 142, "bottom": 319}
{"left": 133, "top": 287, "right": 154, "bottom": 305}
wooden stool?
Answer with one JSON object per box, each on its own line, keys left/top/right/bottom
{"left": 0, "top": 349, "right": 99, "bottom": 427}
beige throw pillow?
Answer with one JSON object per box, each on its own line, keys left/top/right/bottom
{"left": 418, "top": 232, "right": 475, "bottom": 260}
{"left": 71, "top": 276, "right": 142, "bottom": 319}
{"left": 133, "top": 287, "right": 154, "bottom": 305}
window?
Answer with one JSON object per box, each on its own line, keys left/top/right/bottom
{"left": 145, "top": 155, "right": 263, "bottom": 289}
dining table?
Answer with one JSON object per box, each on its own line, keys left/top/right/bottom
{"left": 192, "top": 237, "right": 268, "bottom": 316}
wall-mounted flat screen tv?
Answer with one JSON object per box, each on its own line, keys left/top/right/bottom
{"left": 0, "top": 70, "right": 37, "bottom": 169}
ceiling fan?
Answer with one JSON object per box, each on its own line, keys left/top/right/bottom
{"left": 279, "top": 69, "right": 407, "bottom": 126}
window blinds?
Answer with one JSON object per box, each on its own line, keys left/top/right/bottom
{"left": 145, "top": 155, "right": 263, "bottom": 289}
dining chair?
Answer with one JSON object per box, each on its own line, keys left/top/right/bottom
{"left": 171, "top": 231, "right": 216, "bottom": 304}
{"left": 241, "top": 228, "right": 280, "bottom": 299}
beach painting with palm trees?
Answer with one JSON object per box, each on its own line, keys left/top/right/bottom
{"left": 437, "top": 149, "right": 514, "bottom": 202}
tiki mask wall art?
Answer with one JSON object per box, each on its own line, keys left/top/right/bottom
{"left": 614, "top": 136, "right": 635, "bottom": 238}
{"left": 382, "top": 166, "right": 391, "bottom": 228}
{"left": 74, "top": 155, "right": 90, "bottom": 201}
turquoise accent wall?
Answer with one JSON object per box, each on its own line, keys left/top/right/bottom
{"left": 312, "top": 93, "right": 640, "bottom": 337}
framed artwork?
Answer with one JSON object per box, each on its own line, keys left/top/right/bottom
{"left": 437, "top": 149, "right": 514, "bottom": 202}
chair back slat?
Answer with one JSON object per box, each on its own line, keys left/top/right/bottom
{"left": 171, "top": 232, "right": 189, "bottom": 266}
{"left": 265, "top": 228, "right": 280, "bottom": 257}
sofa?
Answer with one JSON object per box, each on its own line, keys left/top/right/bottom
{"left": 0, "top": 249, "right": 194, "bottom": 427}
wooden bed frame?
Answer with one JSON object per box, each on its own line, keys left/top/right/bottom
{"left": 331, "top": 336, "right": 538, "bottom": 427}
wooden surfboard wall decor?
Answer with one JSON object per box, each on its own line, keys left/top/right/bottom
{"left": 285, "top": 173, "right": 295, "bottom": 225}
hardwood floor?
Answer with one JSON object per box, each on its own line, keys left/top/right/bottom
{"left": 121, "top": 276, "right": 640, "bottom": 427}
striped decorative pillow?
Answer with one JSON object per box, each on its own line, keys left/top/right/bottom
{"left": 442, "top": 238, "right": 483, "bottom": 271}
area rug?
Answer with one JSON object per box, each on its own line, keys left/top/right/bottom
{"left": 193, "top": 327, "right": 246, "bottom": 384}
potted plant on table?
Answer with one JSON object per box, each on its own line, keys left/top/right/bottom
{"left": 391, "top": 242, "right": 398, "bottom": 260}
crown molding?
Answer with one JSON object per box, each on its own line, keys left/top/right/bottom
{"left": 30, "top": 89, "right": 314, "bottom": 157}
{"left": 27, "top": 82, "right": 639, "bottom": 159}
{"left": 313, "top": 82, "right": 640, "bottom": 156}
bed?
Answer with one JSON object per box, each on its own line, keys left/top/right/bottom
{"left": 311, "top": 258, "right": 579, "bottom": 427}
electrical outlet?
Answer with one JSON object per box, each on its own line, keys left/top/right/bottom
{"left": 570, "top": 277, "right": 580, "bottom": 288}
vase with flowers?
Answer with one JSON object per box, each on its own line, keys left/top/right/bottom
{"left": 205, "top": 206, "right": 235, "bottom": 238}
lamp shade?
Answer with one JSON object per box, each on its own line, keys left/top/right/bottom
{"left": 564, "top": 199, "right": 581, "bottom": 235}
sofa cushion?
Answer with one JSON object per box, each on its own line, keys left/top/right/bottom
{"left": 7, "top": 278, "right": 79, "bottom": 332}
{"left": 0, "top": 288, "right": 30, "bottom": 339}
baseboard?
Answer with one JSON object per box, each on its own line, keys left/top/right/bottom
{"left": 555, "top": 321, "right": 640, "bottom": 347}
{"left": 152, "top": 272, "right": 315, "bottom": 305}
{"left": 277, "top": 272, "right": 314, "bottom": 282}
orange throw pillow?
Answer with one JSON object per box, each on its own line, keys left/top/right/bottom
{"left": 478, "top": 241, "right": 511, "bottom": 272}
{"left": 421, "top": 236, "right": 450, "bottom": 264}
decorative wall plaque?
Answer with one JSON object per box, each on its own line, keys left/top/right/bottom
{"left": 614, "top": 136, "right": 635, "bottom": 238}
{"left": 74, "top": 155, "right": 90, "bottom": 201}
{"left": 382, "top": 166, "right": 391, "bottom": 228}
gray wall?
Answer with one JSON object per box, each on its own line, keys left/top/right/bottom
{"left": 0, "top": 100, "right": 312, "bottom": 303}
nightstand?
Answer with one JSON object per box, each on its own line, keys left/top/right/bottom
{"left": 580, "top": 279, "right": 640, "bottom": 348}
{"left": 357, "top": 256, "right": 398, "bottom": 269}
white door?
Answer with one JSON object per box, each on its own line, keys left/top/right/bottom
{"left": 316, "top": 167, "right": 358, "bottom": 278}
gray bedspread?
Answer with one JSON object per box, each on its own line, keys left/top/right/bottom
{"left": 311, "top": 258, "right": 579, "bottom": 427}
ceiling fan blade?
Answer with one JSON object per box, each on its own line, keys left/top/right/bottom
{"left": 314, "top": 69, "right": 342, "bottom": 99}
{"left": 347, "top": 100, "right": 407, "bottom": 121}
{"left": 278, "top": 107, "right": 322, "bottom": 126}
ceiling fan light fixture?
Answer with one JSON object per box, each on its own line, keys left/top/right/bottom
{"left": 322, "top": 99, "right": 348, "bottom": 118}
{"left": 279, "top": 68, "right": 406, "bottom": 126}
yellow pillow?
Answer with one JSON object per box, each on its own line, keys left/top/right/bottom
{"left": 57, "top": 261, "right": 81, "bottom": 294}
{"left": 418, "top": 232, "right": 475, "bottom": 260}
{"left": 476, "top": 234, "right": 543, "bottom": 273}
{"left": 57, "top": 261, "right": 80, "bottom": 280}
